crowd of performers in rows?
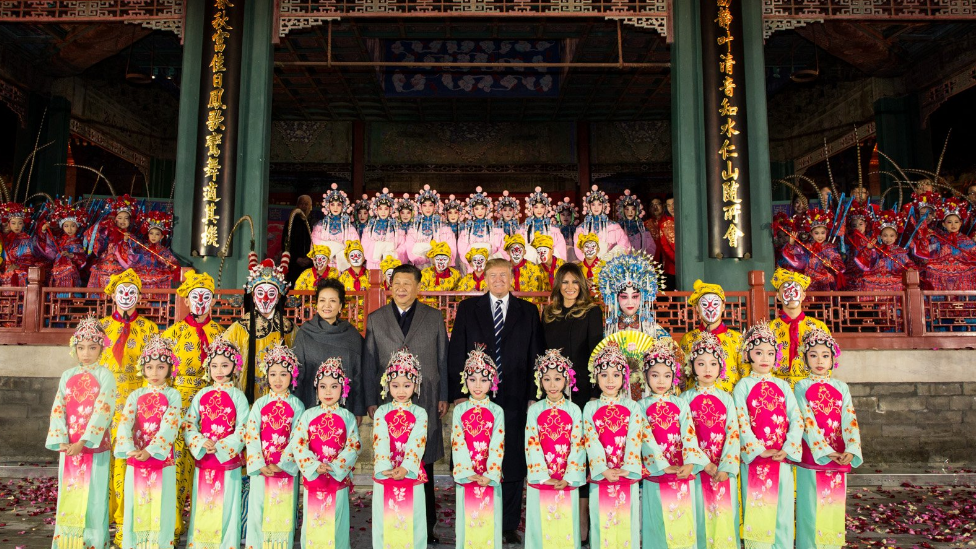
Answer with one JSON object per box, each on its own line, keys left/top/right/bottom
{"left": 45, "top": 230, "right": 860, "bottom": 549}
{"left": 773, "top": 183, "right": 976, "bottom": 292}
{"left": 0, "top": 195, "right": 180, "bottom": 289}
{"left": 293, "top": 182, "right": 677, "bottom": 294}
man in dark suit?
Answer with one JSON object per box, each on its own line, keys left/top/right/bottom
{"left": 448, "top": 258, "right": 545, "bottom": 545}
{"left": 364, "top": 264, "right": 449, "bottom": 545}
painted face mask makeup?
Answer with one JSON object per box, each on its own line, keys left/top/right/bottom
{"left": 538, "top": 247, "right": 552, "bottom": 264}
{"left": 509, "top": 244, "right": 525, "bottom": 263}
{"left": 313, "top": 254, "right": 330, "bottom": 271}
{"left": 348, "top": 250, "right": 365, "bottom": 268}
{"left": 253, "top": 283, "right": 280, "bottom": 315}
{"left": 698, "top": 293, "right": 722, "bottom": 324}
{"left": 434, "top": 255, "right": 450, "bottom": 271}
{"left": 114, "top": 283, "right": 139, "bottom": 312}
{"left": 781, "top": 281, "right": 802, "bottom": 307}
{"left": 188, "top": 288, "right": 214, "bottom": 316}
{"left": 471, "top": 255, "right": 486, "bottom": 272}
{"left": 583, "top": 241, "right": 598, "bottom": 259}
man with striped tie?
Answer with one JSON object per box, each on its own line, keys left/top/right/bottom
{"left": 448, "top": 257, "right": 546, "bottom": 546}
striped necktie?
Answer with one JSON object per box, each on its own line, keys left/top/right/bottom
{"left": 493, "top": 299, "right": 504, "bottom": 376}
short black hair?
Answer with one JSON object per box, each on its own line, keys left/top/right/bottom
{"left": 315, "top": 277, "right": 346, "bottom": 304}
{"left": 391, "top": 264, "right": 422, "bottom": 283}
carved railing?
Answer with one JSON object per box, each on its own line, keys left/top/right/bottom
{"left": 1, "top": 267, "right": 974, "bottom": 350}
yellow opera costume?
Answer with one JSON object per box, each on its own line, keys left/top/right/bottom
{"left": 162, "top": 269, "right": 224, "bottom": 536}
{"left": 770, "top": 268, "right": 832, "bottom": 388}
{"left": 679, "top": 280, "right": 748, "bottom": 393}
{"left": 99, "top": 269, "right": 159, "bottom": 544}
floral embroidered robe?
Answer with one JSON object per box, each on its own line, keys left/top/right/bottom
{"left": 583, "top": 395, "right": 645, "bottom": 549}
{"left": 680, "top": 386, "right": 742, "bottom": 549}
{"left": 451, "top": 398, "right": 506, "bottom": 549}
{"left": 182, "top": 381, "right": 250, "bottom": 549}
{"left": 732, "top": 373, "right": 804, "bottom": 549}
{"left": 46, "top": 362, "right": 117, "bottom": 549}
{"left": 287, "top": 404, "right": 361, "bottom": 549}
{"left": 243, "top": 392, "right": 305, "bottom": 549}
{"left": 371, "top": 401, "right": 429, "bottom": 549}
{"left": 638, "top": 393, "right": 708, "bottom": 549}
{"left": 524, "top": 398, "right": 586, "bottom": 549}
{"left": 114, "top": 385, "right": 183, "bottom": 549}
{"left": 793, "top": 375, "right": 863, "bottom": 549}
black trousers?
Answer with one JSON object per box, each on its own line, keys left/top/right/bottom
{"left": 424, "top": 462, "right": 436, "bottom": 533}
{"left": 501, "top": 478, "right": 525, "bottom": 532}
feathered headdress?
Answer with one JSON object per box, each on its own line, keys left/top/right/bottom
{"left": 582, "top": 185, "right": 610, "bottom": 214}
{"left": 50, "top": 198, "right": 86, "bottom": 229}
{"left": 379, "top": 347, "right": 424, "bottom": 400}
{"left": 598, "top": 252, "right": 665, "bottom": 330}
{"left": 641, "top": 337, "right": 684, "bottom": 394}
{"left": 740, "top": 321, "right": 784, "bottom": 371}
{"left": 0, "top": 202, "right": 32, "bottom": 225}
{"left": 684, "top": 332, "right": 728, "bottom": 381}
{"left": 533, "top": 349, "right": 578, "bottom": 399}
{"left": 258, "top": 342, "right": 300, "bottom": 388}
{"left": 524, "top": 186, "right": 553, "bottom": 218}
{"left": 801, "top": 208, "right": 834, "bottom": 232}
{"left": 321, "top": 182, "right": 350, "bottom": 211}
{"left": 588, "top": 340, "right": 630, "bottom": 387}
{"left": 202, "top": 334, "right": 244, "bottom": 381}
{"left": 799, "top": 327, "right": 841, "bottom": 371}
{"left": 460, "top": 343, "right": 499, "bottom": 396}
{"left": 615, "top": 189, "right": 645, "bottom": 222}
{"left": 908, "top": 191, "right": 942, "bottom": 214}
{"left": 313, "top": 357, "right": 350, "bottom": 404}
{"left": 138, "top": 334, "right": 180, "bottom": 377}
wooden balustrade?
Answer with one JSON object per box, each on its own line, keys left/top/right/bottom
{"left": 0, "top": 266, "right": 974, "bottom": 350}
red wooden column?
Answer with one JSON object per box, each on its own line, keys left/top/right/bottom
{"left": 352, "top": 121, "right": 365, "bottom": 198}
{"left": 747, "top": 270, "right": 768, "bottom": 325}
{"left": 577, "top": 121, "right": 591, "bottom": 199}
{"left": 23, "top": 266, "right": 45, "bottom": 334}
{"left": 903, "top": 269, "right": 924, "bottom": 337}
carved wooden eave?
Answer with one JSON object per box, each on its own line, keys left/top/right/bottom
{"left": 795, "top": 121, "right": 876, "bottom": 173}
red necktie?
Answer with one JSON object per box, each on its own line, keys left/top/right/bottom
{"left": 111, "top": 311, "right": 139, "bottom": 365}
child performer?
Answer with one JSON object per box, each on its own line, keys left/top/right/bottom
{"left": 287, "top": 358, "right": 361, "bottom": 549}
{"left": 452, "top": 345, "right": 505, "bottom": 549}
{"left": 46, "top": 316, "right": 117, "bottom": 549}
{"left": 243, "top": 343, "right": 304, "bottom": 549}
{"left": 456, "top": 247, "right": 489, "bottom": 292}
{"left": 114, "top": 334, "right": 183, "bottom": 549}
{"left": 183, "top": 335, "right": 250, "bottom": 549}
{"left": 680, "top": 333, "right": 741, "bottom": 549}
{"left": 639, "top": 339, "right": 708, "bottom": 549}
{"left": 38, "top": 198, "right": 87, "bottom": 288}
{"left": 732, "top": 322, "right": 804, "bottom": 549}
{"left": 524, "top": 349, "right": 586, "bottom": 549}
{"left": 583, "top": 341, "right": 644, "bottom": 549}
{"left": 794, "top": 328, "right": 862, "bottom": 549}
{"left": 372, "top": 348, "right": 429, "bottom": 549}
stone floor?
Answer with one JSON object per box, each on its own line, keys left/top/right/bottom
{"left": 1, "top": 475, "right": 974, "bottom": 548}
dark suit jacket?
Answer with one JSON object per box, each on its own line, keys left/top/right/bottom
{"left": 448, "top": 293, "right": 544, "bottom": 481}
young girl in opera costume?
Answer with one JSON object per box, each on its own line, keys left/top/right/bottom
{"left": 732, "top": 322, "right": 804, "bottom": 549}
{"left": 183, "top": 335, "right": 250, "bottom": 549}
{"left": 311, "top": 183, "right": 359, "bottom": 271}
{"left": 0, "top": 201, "right": 40, "bottom": 286}
{"left": 679, "top": 333, "right": 741, "bottom": 549}
{"left": 524, "top": 349, "right": 586, "bottom": 549}
{"left": 521, "top": 186, "right": 567, "bottom": 264}
{"left": 793, "top": 328, "right": 862, "bottom": 549}
{"left": 452, "top": 345, "right": 506, "bottom": 549}
{"left": 638, "top": 338, "right": 708, "bottom": 549}
{"left": 38, "top": 198, "right": 87, "bottom": 288}
{"left": 456, "top": 247, "right": 489, "bottom": 292}
{"left": 360, "top": 188, "right": 403, "bottom": 270}
{"left": 47, "top": 316, "right": 117, "bottom": 549}
{"left": 583, "top": 341, "right": 644, "bottom": 549}
{"left": 574, "top": 185, "right": 631, "bottom": 261}
{"left": 287, "top": 357, "right": 361, "bottom": 549}
{"left": 404, "top": 185, "right": 457, "bottom": 269}
{"left": 114, "top": 334, "right": 183, "bottom": 549}
{"left": 371, "top": 348, "right": 429, "bottom": 549}
{"left": 131, "top": 210, "right": 180, "bottom": 290}
{"left": 243, "top": 343, "right": 305, "bottom": 549}
{"left": 458, "top": 187, "right": 502, "bottom": 271}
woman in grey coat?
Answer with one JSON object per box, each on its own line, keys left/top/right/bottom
{"left": 293, "top": 278, "right": 366, "bottom": 415}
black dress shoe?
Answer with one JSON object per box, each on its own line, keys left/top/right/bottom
{"left": 427, "top": 533, "right": 440, "bottom": 546}
{"left": 502, "top": 530, "right": 522, "bottom": 545}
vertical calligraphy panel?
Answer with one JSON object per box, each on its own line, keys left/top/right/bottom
{"left": 701, "top": 0, "right": 752, "bottom": 259}
{"left": 192, "top": 0, "right": 244, "bottom": 257}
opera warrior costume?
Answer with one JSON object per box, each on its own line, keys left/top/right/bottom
{"left": 777, "top": 209, "right": 844, "bottom": 291}
{"left": 504, "top": 233, "right": 546, "bottom": 292}
{"left": 0, "top": 201, "right": 41, "bottom": 286}
{"left": 47, "top": 317, "right": 117, "bottom": 549}
{"left": 130, "top": 210, "right": 179, "bottom": 290}
{"left": 532, "top": 233, "right": 565, "bottom": 291}
{"left": 915, "top": 197, "right": 976, "bottom": 290}
{"left": 848, "top": 210, "right": 915, "bottom": 291}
